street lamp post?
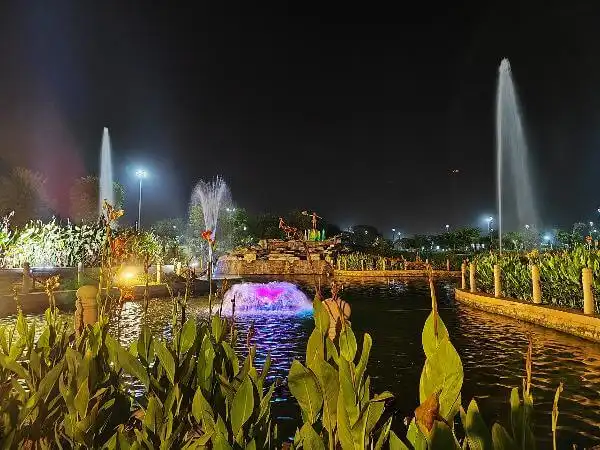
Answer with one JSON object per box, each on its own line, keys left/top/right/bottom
{"left": 136, "top": 169, "right": 147, "bottom": 231}
{"left": 445, "top": 224, "right": 450, "bottom": 233}
{"left": 392, "top": 228, "right": 396, "bottom": 241}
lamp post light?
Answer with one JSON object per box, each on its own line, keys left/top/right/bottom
{"left": 445, "top": 224, "right": 450, "bottom": 233}
{"left": 135, "top": 169, "right": 147, "bottom": 231}
{"left": 392, "top": 228, "right": 396, "bottom": 241}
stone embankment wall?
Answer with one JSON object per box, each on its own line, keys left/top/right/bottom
{"left": 455, "top": 288, "right": 600, "bottom": 343}
{"left": 218, "top": 258, "right": 330, "bottom": 276}
{"left": 217, "top": 238, "right": 337, "bottom": 276}
{"left": 335, "top": 269, "right": 460, "bottom": 278}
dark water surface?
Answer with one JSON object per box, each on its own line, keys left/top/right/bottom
{"left": 2, "top": 278, "right": 600, "bottom": 447}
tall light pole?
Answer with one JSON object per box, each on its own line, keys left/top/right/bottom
{"left": 445, "top": 224, "right": 450, "bottom": 233}
{"left": 136, "top": 169, "right": 147, "bottom": 231}
{"left": 391, "top": 228, "right": 396, "bottom": 241}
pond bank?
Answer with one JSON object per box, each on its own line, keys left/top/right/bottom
{"left": 455, "top": 288, "right": 600, "bottom": 343}
{"left": 335, "top": 269, "right": 460, "bottom": 277}
{"left": 0, "top": 281, "right": 211, "bottom": 316}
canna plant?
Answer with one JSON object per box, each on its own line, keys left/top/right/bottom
{"left": 105, "top": 314, "right": 278, "bottom": 449}
{"left": 287, "top": 297, "right": 396, "bottom": 450}
{"left": 400, "top": 272, "right": 564, "bottom": 449}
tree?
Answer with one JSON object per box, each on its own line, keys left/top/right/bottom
{"left": 0, "top": 167, "right": 56, "bottom": 227}
{"left": 572, "top": 222, "right": 588, "bottom": 242}
{"left": 69, "top": 176, "right": 125, "bottom": 223}
{"left": 250, "top": 213, "right": 283, "bottom": 240}
{"left": 454, "top": 227, "right": 481, "bottom": 250}
{"left": 151, "top": 217, "right": 187, "bottom": 239}
{"left": 151, "top": 218, "right": 187, "bottom": 263}
{"left": 348, "top": 225, "right": 381, "bottom": 248}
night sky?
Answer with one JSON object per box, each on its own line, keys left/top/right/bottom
{"left": 1, "top": 1, "right": 600, "bottom": 234}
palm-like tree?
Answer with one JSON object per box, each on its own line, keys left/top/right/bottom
{"left": 0, "top": 167, "right": 56, "bottom": 227}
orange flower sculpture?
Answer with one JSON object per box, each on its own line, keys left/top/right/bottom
{"left": 202, "top": 229, "right": 215, "bottom": 246}
{"left": 111, "top": 235, "right": 128, "bottom": 260}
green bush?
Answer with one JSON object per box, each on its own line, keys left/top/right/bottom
{"left": 473, "top": 245, "right": 600, "bottom": 311}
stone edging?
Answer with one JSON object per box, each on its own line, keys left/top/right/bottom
{"left": 334, "top": 270, "right": 461, "bottom": 277}
{"left": 455, "top": 288, "right": 600, "bottom": 343}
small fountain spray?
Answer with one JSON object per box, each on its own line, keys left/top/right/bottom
{"left": 190, "top": 176, "right": 231, "bottom": 315}
{"left": 99, "top": 127, "right": 115, "bottom": 217}
{"left": 496, "top": 59, "right": 538, "bottom": 252}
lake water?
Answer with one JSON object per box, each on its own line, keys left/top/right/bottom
{"left": 2, "top": 277, "right": 599, "bottom": 447}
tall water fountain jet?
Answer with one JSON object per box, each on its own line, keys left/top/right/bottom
{"left": 190, "top": 176, "right": 231, "bottom": 315}
{"left": 190, "top": 176, "right": 232, "bottom": 242}
{"left": 99, "top": 127, "right": 115, "bottom": 215}
{"left": 496, "top": 59, "right": 538, "bottom": 252}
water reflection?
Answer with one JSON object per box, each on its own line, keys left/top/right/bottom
{"left": 1, "top": 278, "right": 599, "bottom": 447}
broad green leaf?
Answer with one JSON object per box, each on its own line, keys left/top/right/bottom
{"left": 389, "top": 430, "right": 409, "bottom": 450}
{"left": 198, "top": 335, "right": 215, "bottom": 389}
{"left": 407, "top": 419, "right": 427, "bottom": 450}
{"left": 192, "top": 387, "right": 214, "bottom": 423}
{"left": 313, "top": 298, "right": 330, "bottom": 336}
{"left": 137, "top": 326, "right": 153, "bottom": 365}
{"left": 258, "top": 383, "right": 276, "bottom": 422}
{"left": 288, "top": 360, "right": 323, "bottom": 424}
{"left": 180, "top": 319, "right": 197, "bottom": 355}
{"left": 16, "top": 312, "right": 27, "bottom": 339}
{"left": 371, "top": 391, "right": 394, "bottom": 402}
{"left": 28, "top": 349, "right": 41, "bottom": 380}
{"left": 462, "top": 399, "right": 492, "bottom": 450}
{"left": 221, "top": 341, "right": 239, "bottom": 376}
{"left": 214, "top": 430, "right": 233, "bottom": 450}
{"left": 338, "top": 358, "right": 359, "bottom": 424}
{"left": 374, "top": 416, "right": 393, "bottom": 450}
{"left": 314, "top": 359, "right": 339, "bottom": 432}
{"left": 325, "top": 338, "right": 339, "bottom": 364}
{"left": 365, "top": 401, "right": 385, "bottom": 436}
{"left": 231, "top": 376, "right": 255, "bottom": 436}
{"left": 419, "top": 337, "right": 463, "bottom": 420}
{"left": 306, "top": 328, "right": 324, "bottom": 370}
{"left": 74, "top": 377, "right": 90, "bottom": 418}
{"left": 337, "top": 387, "right": 354, "bottom": 450}
{"left": 211, "top": 316, "right": 226, "bottom": 343}
{"left": 491, "top": 423, "right": 517, "bottom": 450}
{"left": 117, "top": 345, "right": 149, "bottom": 389}
{"left": 143, "top": 396, "right": 164, "bottom": 434}
{"left": 0, "top": 354, "right": 29, "bottom": 381}
{"left": 351, "top": 405, "right": 368, "bottom": 450}
{"left": 216, "top": 415, "right": 229, "bottom": 442}
{"left": 300, "top": 422, "right": 325, "bottom": 450}
{"left": 428, "top": 421, "right": 460, "bottom": 449}
{"left": 37, "top": 357, "right": 65, "bottom": 401}
{"left": 422, "top": 311, "right": 449, "bottom": 359}
{"left": 355, "top": 333, "right": 372, "bottom": 387}
{"left": 154, "top": 340, "right": 176, "bottom": 384}
{"left": 339, "top": 326, "right": 357, "bottom": 362}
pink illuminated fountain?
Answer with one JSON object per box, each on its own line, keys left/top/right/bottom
{"left": 222, "top": 281, "right": 312, "bottom": 315}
